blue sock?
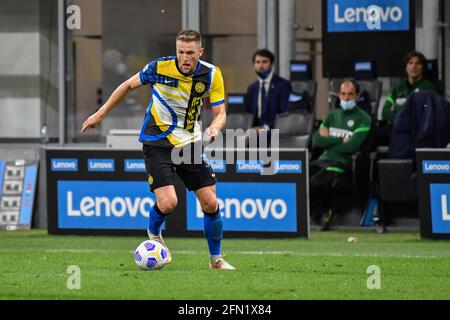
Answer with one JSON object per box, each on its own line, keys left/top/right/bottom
{"left": 203, "top": 209, "right": 223, "bottom": 256}
{"left": 148, "top": 204, "right": 168, "bottom": 235}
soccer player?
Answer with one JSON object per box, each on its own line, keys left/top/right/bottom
{"left": 81, "top": 29, "right": 235, "bottom": 270}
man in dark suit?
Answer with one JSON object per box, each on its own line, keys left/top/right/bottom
{"left": 245, "top": 49, "right": 291, "bottom": 132}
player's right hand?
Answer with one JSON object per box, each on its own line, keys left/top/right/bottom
{"left": 81, "top": 111, "right": 104, "bottom": 133}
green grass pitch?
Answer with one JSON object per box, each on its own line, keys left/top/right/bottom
{"left": 1, "top": 230, "right": 450, "bottom": 300}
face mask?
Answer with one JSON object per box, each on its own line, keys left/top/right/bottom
{"left": 257, "top": 70, "right": 271, "bottom": 79}
{"left": 340, "top": 99, "right": 356, "bottom": 111}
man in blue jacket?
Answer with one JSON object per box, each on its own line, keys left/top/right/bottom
{"left": 245, "top": 49, "right": 291, "bottom": 132}
{"left": 388, "top": 91, "right": 450, "bottom": 159}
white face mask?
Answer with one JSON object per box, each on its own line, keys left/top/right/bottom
{"left": 340, "top": 99, "right": 356, "bottom": 111}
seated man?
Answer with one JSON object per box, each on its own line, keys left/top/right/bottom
{"left": 381, "top": 51, "right": 437, "bottom": 125}
{"left": 310, "top": 80, "right": 372, "bottom": 231}
{"left": 245, "top": 49, "right": 291, "bottom": 132}
{"left": 388, "top": 91, "right": 450, "bottom": 159}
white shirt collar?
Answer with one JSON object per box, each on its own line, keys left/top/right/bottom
{"left": 258, "top": 70, "right": 274, "bottom": 85}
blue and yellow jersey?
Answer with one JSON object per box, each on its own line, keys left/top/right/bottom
{"left": 138, "top": 56, "right": 225, "bottom": 147}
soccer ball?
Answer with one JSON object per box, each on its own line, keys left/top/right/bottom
{"left": 134, "top": 240, "right": 169, "bottom": 270}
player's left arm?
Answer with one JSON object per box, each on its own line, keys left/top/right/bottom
{"left": 205, "top": 67, "right": 226, "bottom": 141}
{"left": 206, "top": 103, "right": 226, "bottom": 141}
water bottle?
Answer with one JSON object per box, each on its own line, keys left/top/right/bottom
{"left": 40, "top": 125, "right": 49, "bottom": 146}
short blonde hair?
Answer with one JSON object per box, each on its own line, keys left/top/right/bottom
{"left": 176, "top": 29, "right": 202, "bottom": 46}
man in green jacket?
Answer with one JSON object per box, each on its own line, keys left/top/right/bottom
{"left": 381, "top": 51, "right": 437, "bottom": 124}
{"left": 311, "top": 80, "right": 372, "bottom": 231}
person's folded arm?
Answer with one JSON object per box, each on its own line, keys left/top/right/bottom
{"left": 312, "top": 123, "right": 343, "bottom": 149}
{"left": 327, "top": 125, "right": 371, "bottom": 154}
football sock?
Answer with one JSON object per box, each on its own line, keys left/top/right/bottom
{"left": 148, "top": 203, "right": 168, "bottom": 236}
{"left": 203, "top": 207, "right": 223, "bottom": 256}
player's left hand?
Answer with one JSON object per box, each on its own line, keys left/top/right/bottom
{"left": 205, "top": 126, "right": 219, "bottom": 142}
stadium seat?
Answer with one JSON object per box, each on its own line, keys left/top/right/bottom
{"left": 351, "top": 119, "right": 375, "bottom": 205}
{"left": 274, "top": 112, "right": 314, "bottom": 148}
{"left": 367, "top": 147, "right": 418, "bottom": 232}
{"left": 226, "top": 93, "right": 246, "bottom": 114}
{"left": 357, "top": 80, "right": 383, "bottom": 117}
{"left": 328, "top": 79, "right": 382, "bottom": 117}
{"left": 223, "top": 113, "right": 254, "bottom": 131}
{"left": 378, "top": 159, "right": 417, "bottom": 202}
{"left": 222, "top": 113, "right": 254, "bottom": 147}
{"left": 290, "top": 80, "right": 317, "bottom": 114}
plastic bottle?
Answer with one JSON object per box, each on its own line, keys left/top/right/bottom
{"left": 40, "top": 125, "right": 49, "bottom": 146}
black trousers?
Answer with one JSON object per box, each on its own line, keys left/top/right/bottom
{"left": 309, "top": 163, "right": 352, "bottom": 222}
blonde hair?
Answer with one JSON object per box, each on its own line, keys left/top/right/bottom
{"left": 176, "top": 29, "right": 202, "bottom": 46}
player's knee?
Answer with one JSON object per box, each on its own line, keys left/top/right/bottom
{"left": 157, "top": 195, "right": 178, "bottom": 213}
{"left": 201, "top": 197, "right": 218, "bottom": 214}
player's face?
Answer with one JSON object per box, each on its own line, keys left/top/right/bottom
{"left": 176, "top": 40, "right": 204, "bottom": 74}
{"left": 339, "top": 83, "right": 357, "bottom": 101}
{"left": 406, "top": 56, "right": 424, "bottom": 80}
{"left": 253, "top": 55, "right": 272, "bottom": 73}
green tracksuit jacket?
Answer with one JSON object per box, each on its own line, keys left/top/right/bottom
{"left": 313, "top": 106, "right": 372, "bottom": 171}
{"left": 381, "top": 77, "right": 438, "bottom": 124}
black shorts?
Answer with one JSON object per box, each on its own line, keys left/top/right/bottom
{"left": 143, "top": 141, "right": 217, "bottom": 192}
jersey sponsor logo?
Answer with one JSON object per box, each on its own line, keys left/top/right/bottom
{"left": 187, "top": 182, "right": 297, "bottom": 232}
{"left": 57, "top": 181, "right": 156, "bottom": 230}
{"left": 329, "top": 127, "right": 353, "bottom": 138}
{"left": 423, "top": 161, "right": 450, "bottom": 174}
{"left": 327, "top": 0, "right": 409, "bottom": 33}
{"left": 51, "top": 159, "right": 78, "bottom": 172}
{"left": 429, "top": 184, "right": 450, "bottom": 233}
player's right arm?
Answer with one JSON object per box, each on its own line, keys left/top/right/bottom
{"left": 81, "top": 73, "right": 142, "bottom": 133}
